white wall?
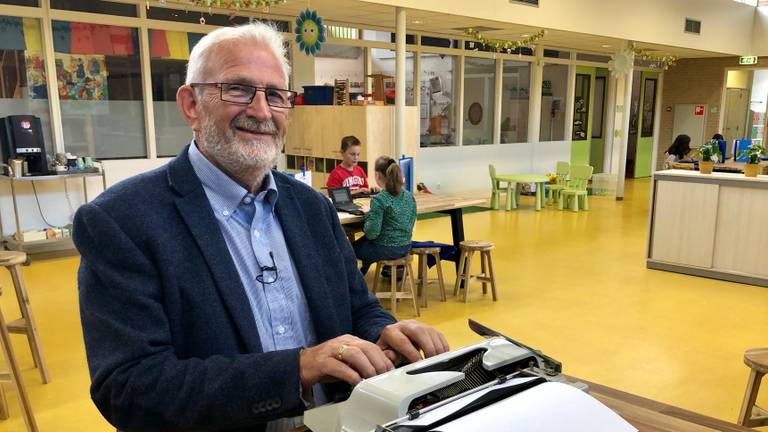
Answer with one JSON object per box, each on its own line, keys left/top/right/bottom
{"left": 416, "top": 141, "right": 570, "bottom": 195}
{"left": 752, "top": 6, "right": 768, "bottom": 55}
{"left": 366, "top": 0, "right": 754, "bottom": 56}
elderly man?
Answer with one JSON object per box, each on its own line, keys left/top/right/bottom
{"left": 73, "top": 23, "right": 448, "bottom": 432}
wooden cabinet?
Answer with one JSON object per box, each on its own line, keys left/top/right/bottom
{"left": 647, "top": 170, "right": 768, "bottom": 287}
{"left": 284, "top": 106, "right": 418, "bottom": 189}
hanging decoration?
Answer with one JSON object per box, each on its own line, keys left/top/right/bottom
{"left": 463, "top": 28, "right": 546, "bottom": 53}
{"left": 629, "top": 42, "right": 678, "bottom": 71}
{"left": 295, "top": 9, "right": 326, "bottom": 55}
{"left": 184, "top": 0, "right": 286, "bottom": 9}
{"left": 608, "top": 48, "right": 634, "bottom": 78}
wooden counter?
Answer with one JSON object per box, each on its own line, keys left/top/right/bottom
{"left": 647, "top": 169, "right": 768, "bottom": 287}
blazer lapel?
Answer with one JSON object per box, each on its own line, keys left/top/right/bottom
{"left": 168, "top": 147, "right": 262, "bottom": 353}
{"left": 273, "top": 175, "right": 340, "bottom": 343}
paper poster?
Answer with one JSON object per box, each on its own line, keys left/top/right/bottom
{"left": 24, "top": 51, "right": 48, "bottom": 99}
{"left": 54, "top": 53, "right": 108, "bottom": 101}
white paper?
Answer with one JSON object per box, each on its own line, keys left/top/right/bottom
{"left": 430, "top": 382, "right": 637, "bottom": 432}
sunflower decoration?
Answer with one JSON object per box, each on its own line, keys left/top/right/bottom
{"left": 295, "top": 9, "right": 326, "bottom": 55}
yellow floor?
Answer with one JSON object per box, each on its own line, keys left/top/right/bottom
{"left": 1, "top": 178, "right": 767, "bottom": 431}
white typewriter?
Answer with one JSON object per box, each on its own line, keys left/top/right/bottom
{"left": 303, "top": 320, "right": 636, "bottom": 432}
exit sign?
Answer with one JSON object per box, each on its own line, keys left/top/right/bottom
{"left": 740, "top": 56, "right": 758, "bottom": 65}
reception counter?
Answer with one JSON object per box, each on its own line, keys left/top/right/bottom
{"left": 647, "top": 169, "right": 768, "bottom": 287}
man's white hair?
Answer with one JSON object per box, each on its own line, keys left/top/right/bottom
{"left": 185, "top": 22, "right": 290, "bottom": 86}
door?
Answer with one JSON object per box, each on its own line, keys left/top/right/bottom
{"left": 624, "top": 73, "right": 642, "bottom": 178}
{"left": 634, "top": 72, "right": 659, "bottom": 178}
{"left": 589, "top": 70, "right": 608, "bottom": 172}
{"left": 723, "top": 88, "right": 750, "bottom": 157}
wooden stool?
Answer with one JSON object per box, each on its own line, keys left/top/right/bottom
{"left": 0, "top": 251, "right": 47, "bottom": 432}
{"left": 371, "top": 255, "right": 419, "bottom": 316}
{"left": 738, "top": 347, "right": 768, "bottom": 427}
{"left": 453, "top": 240, "right": 498, "bottom": 303}
{"left": 410, "top": 247, "right": 446, "bottom": 308}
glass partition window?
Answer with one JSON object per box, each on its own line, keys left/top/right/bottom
{"left": 53, "top": 21, "right": 145, "bottom": 159}
{"left": 462, "top": 57, "right": 495, "bottom": 145}
{"left": 0, "top": 0, "right": 38, "bottom": 5}
{"left": 420, "top": 53, "right": 457, "bottom": 147}
{"left": 539, "top": 64, "right": 569, "bottom": 142}
{"left": 500, "top": 60, "right": 531, "bottom": 144}
{"left": 0, "top": 16, "right": 54, "bottom": 156}
{"left": 572, "top": 73, "right": 590, "bottom": 141}
{"left": 315, "top": 44, "right": 365, "bottom": 100}
{"left": 641, "top": 78, "right": 657, "bottom": 137}
{"left": 370, "top": 48, "right": 414, "bottom": 105}
{"left": 150, "top": 29, "right": 205, "bottom": 157}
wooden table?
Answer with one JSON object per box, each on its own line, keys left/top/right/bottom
{"left": 338, "top": 193, "right": 487, "bottom": 266}
{"left": 580, "top": 378, "right": 752, "bottom": 431}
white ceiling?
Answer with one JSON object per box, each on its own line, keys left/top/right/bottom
{"left": 166, "top": 0, "right": 733, "bottom": 58}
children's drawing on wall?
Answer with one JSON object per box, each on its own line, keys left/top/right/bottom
{"left": 24, "top": 51, "right": 48, "bottom": 99}
{"left": 54, "top": 54, "right": 108, "bottom": 101}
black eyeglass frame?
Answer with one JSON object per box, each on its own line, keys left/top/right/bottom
{"left": 189, "top": 82, "right": 297, "bottom": 108}
{"left": 256, "top": 251, "right": 279, "bottom": 284}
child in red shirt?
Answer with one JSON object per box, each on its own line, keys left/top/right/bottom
{"left": 326, "top": 135, "right": 377, "bottom": 195}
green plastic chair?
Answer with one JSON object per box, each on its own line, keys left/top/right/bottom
{"left": 558, "top": 165, "right": 593, "bottom": 212}
{"left": 546, "top": 161, "right": 570, "bottom": 206}
{"left": 489, "top": 164, "right": 512, "bottom": 210}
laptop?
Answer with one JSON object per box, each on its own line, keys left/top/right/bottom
{"left": 328, "top": 187, "right": 364, "bottom": 215}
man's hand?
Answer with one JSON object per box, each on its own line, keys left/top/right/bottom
{"left": 376, "top": 320, "right": 449, "bottom": 364}
{"left": 300, "top": 334, "right": 394, "bottom": 389}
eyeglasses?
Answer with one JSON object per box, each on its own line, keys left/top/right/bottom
{"left": 256, "top": 252, "right": 279, "bottom": 284}
{"left": 190, "top": 82, "right": 297, "bottom": 108}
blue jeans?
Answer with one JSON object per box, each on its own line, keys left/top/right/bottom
{"left": 353, "top": 237, "right": 411, "bottom": 276}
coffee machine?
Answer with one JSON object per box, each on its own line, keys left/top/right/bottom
{"left": 0, "top": 115, "right": 49, "bottom": 175}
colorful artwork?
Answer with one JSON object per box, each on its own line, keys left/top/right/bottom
{"left": 54, "top": 54, "right": 108, "bottom": 101}
{"left": 24, "top": 52, "right": 48, "bottom": 99}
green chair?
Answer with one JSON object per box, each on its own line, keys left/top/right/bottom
{"left": 558, "top": 165, "right": 593, "bottom": 212}
{"left": 546, "top": 161, "right": 570, "bottom": 206}
{"left": 489, "top": 164, "right": 514, "bottom": 210}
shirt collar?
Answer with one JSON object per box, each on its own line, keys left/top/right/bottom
{"left": 188, "top": 141, "right": 278, "bottom": 218}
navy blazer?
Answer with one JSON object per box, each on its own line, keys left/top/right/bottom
{"left": 73, "top": 145, "right": 396, "bottom": 432}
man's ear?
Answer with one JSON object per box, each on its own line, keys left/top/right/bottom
{"left": 177, "top": 85, "right": 201, "bottom": 132}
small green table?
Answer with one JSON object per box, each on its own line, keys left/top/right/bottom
{"left": 495, "top": 174, "right": 550, "bottom": 211}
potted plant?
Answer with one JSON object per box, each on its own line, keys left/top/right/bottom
{"left": 737, "top": 142, "right": 767, "bottom": 177}
{"left": 696, "top": 139, "right": 722, "bottom": 174}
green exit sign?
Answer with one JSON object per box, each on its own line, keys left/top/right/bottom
{"left": 740, "top": 56, "right": 758, "bottom": 65}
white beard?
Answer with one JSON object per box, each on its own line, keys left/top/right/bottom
{"left": 197, "top": 107, "right": 282, "bottom": 177}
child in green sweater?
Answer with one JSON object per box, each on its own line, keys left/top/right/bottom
{"left": 353, "top": 156, "right": 416, "bottom": 275}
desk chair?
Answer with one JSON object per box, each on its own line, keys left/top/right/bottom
{"left": 0, "top": 251, "right": 48, "bottom": 432}
{"left": 738, "top": 347, "right": 768, "bottom": 427}
{"left": 371, "top": 255, "right": 419, "bottom": 316}
{"left": 488, "top": 165, "right": 513, "bottom": 210}
{"left": 558, "top": 165, "right": 594, "bottom": 212}
{"left": 546, "top": 161, "right": 570, "bottom": 206}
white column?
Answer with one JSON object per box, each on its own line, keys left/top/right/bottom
{"left": 528, "top": 46, "right": 543, "bottom": 143}
{"left": 602, "top": 74, "right": 618, "bottom": 173}
{"left": 138, "top": 5, "right": 156, "bottom": 159}
{"left": 493, "top": 57, "right": 503, "bottom": 144}
{"left": 616, "top": 68, "right": 634, "bottom": 200}
{"left": 40, "top": 3, "right": 64, "bottom": 153}
{"left": 395, "top": 7, "right": 406, "bottom": 158}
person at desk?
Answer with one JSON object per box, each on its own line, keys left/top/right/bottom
{"left": 664, "top": 134, "right": 694, "bottom": 169}
{"left": 353, "top": 156, "right": 417, "bottom": 276}
{"left": 73, "top": 23, "right": 447, "bottom": 432}
{"left": 326, "top": 135, "right": 378, "bottom": 195}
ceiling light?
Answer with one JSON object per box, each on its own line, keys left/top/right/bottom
{"left": 521, "top": 34, "right": 530, "bottom": 37}
{"left": 601, "top": 44, "right": 612, "bottom": 48}
{"left": 412, "top": 20, "right": 423, "bottom": 24}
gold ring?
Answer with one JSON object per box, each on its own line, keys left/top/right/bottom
{"left": 337, "top": 344, "right": 348, "bottom": 361}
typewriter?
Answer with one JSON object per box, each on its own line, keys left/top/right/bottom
{"left": 303, "top": 320, "right": 635, "bottom": 432}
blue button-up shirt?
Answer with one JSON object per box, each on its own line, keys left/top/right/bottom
{"left": 189, "top": 143, "right": 317, "bottom": 353}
